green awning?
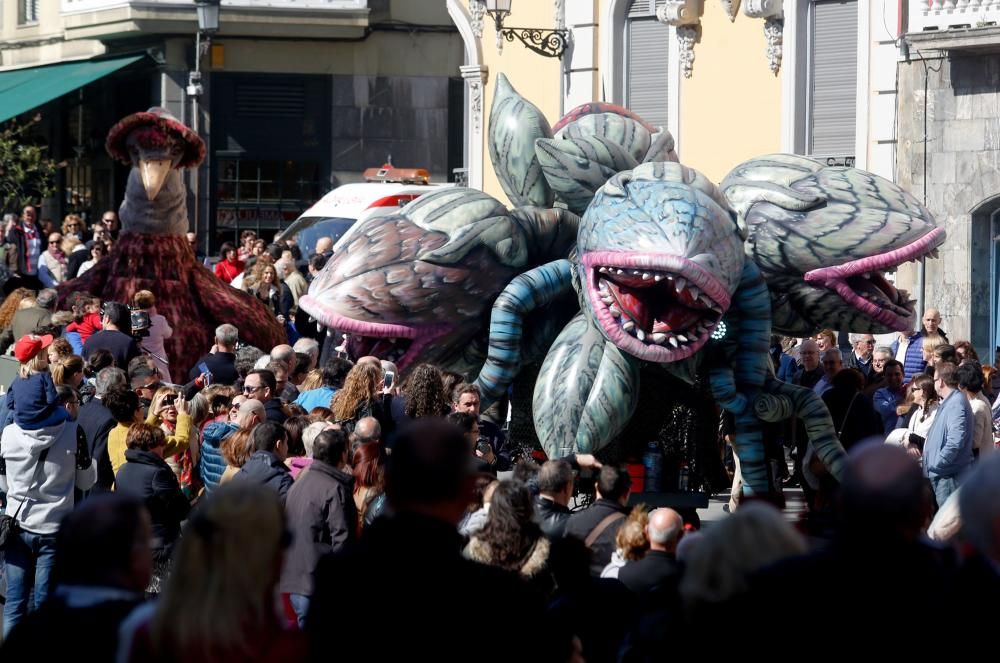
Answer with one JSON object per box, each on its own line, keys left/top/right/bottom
{"left": 0, "top": 55, "right": 145, "bottom": 124}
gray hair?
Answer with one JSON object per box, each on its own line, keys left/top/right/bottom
{"left": 36, "top": 288, "right": 58, "bottom": 310}
{"left": 215, "top": 323, "right": 238, "bottom": 348}
{"left": 354, "top": 417, "right": 381, "bottom": 444}
{"left": 647, "top": 508, "right": 684, "bottom": 545}
{"left": 95, "top": 367, "right": 127, "bottom": 397}
{"left": 848, "top": 333, "right": 872, "bottom": 344}
{"left": 303, "top": 421, "right": 329, "bottom": 457}
{"left": 873, "top": 346, "right": 893, "bottom": 358}
{"left": 293, "top": 337, "right": 319, "bottom": 359}
{"left": 187, "top": 393, "right": 209, "bottom": 426}
{"left": 959, "top": 453, "right": 1000, "bottom": 559}
{"left": 821, "top": 348, "right": 842, "bottom": 362}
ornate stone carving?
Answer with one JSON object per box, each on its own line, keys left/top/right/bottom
{"left": 719, "top": 0, "right": 741, "bottom": 21}
{"left": 470, "top": 0, "right": 486, "bottom": 39}
{"left": 743, "top": 0, "right": 783, "bottom": 75}
{"left": 763, "top": 16, "right": 783, "bottom": 75}
{"left": 676, "top": 25, "right": 699, "bottom": 79}
{"left": 554, "top": 0, "right": 566, "bottom": 31}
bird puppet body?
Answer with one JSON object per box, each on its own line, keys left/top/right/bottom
{"left": 59, "top": 108, "right": 286, "bottom": 377}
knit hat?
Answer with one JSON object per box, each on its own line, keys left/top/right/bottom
{"left": 14, "top": 334, "right": 54, "bottom": 363}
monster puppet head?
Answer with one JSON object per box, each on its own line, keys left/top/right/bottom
{"left": 721, "top": 154, "right": 946, "bottom": 335}
{"left": 577, "top": 162, "right": 745, "bottom": 362}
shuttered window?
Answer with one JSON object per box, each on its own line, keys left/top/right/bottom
{"left": 807, "top": 0, "right": 858, "bottom": 160}
{"left": 625, "top": 0, "right": 670, "bottom": 130}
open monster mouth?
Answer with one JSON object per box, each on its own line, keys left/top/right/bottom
{"left": 580, "top": 252, "right": 731, "bottom": 362}
{"left": 804, "top": 227, "right": 946, "bottom": 330}
{"left": 298, "top": 294, "right": 453, "bottom": 372}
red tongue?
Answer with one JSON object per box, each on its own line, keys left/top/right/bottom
{"left": 611, "top": 284, "right": 651, "bottom": 331}
{"left": 652, "top": 309, "right": 702, "bottom": 333}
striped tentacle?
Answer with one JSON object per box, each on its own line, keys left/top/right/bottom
{"left": 758, "top": 376, "right": 848, "bottom": 481}
{"left": 474, "top": 259, "right": 573, "bottom": 406}
{"left": 708, "top": 261, "right": 774, "bottom": 495}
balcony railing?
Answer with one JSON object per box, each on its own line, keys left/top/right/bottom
{"left": 909, "top": 0, "right": 1000, "bottom": 33}
{"left": 60, "top": 0, "right": 368, "bottom": 14}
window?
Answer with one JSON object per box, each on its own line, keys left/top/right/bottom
{"left": 19, "top": 0, "right": 39, "bottom": 25}
{"left": 624, "top": 0, "right": 671, "bottom": 130}
{"left": 805, "top": 0, "right": 858, "bottom": 163}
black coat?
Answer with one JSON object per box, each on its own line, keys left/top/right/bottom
{"left": 306, "top": 513, "right": 551, "bottom": 662}
{"left": 280, "top": 461, "right": 356, "bottom": 597}
{"left": 617, "top": 550, "right": 681, "bottom": 595}
{"left": 83, "top": 329, "right": 141, "bottom": 371}
{"left": 1, "top": 595, "right": 143, "bottom": 660}
{"left": 565, "top": 498, "right": 629, "bottom": 576}
{"left": 115, "top": 449, "right": 190, "bottom": 547}
{"left": 77, "top": 399, "right": 116, "bottom": 492}
{"left": 235, "top": 450, "right": 293, "bottom": 505}
{"left": 264, "top": 398, "right": 287, "bottom": 424}
{"left": 534, "top": 496, "right": 571, "bottom": 539}
{"left": 188, "top": 351, "right": 239, "bottom": 385}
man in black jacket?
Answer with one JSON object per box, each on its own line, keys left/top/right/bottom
{"left": 0, "top": 495, "right": 151, "bottom": 659}
{"left": 189, "top": 323, "right": 240, "bottom": 385}
{"left": 617, "top": 507, "right": 683, "bottom": 594}
{"left": 306, "top": 419, "right": 559, "bottom": 662}
{"left": 535, "top": 459, "right": 574, "bottom": 539}
{"left": 234, "top": 421, "right": 292, "bottom": 504}
{"left": 4, "top": 205, "right": 44, "bottom": 290}
{"left": 565, "top": 465, "right": 631, "bottom": 576}
{"left": 83, "top": 302, "right": 141, "bottom": 370}
{"left": 243, "top": 369, "right": 286, "bottom": 424}
{"left": 280, "top": 429, "right": 356, "bottom": 626}
{"left": 78, "top": 367, "right": 127, "bottom": 492}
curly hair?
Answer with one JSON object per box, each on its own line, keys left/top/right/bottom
{"left": 402, "top": 364, "right": 448, "bottom": 419}
{"left": 473, "top": 480, "right": 542, "bottom": 571}
{"left": 331, "top": 363, "right": 381, "bottom": 421}
{"left": 0, "top": 288, "right": 34, "bottom": 330}
{"left": 48, "top": 337, "right": 74, "bottom": 362}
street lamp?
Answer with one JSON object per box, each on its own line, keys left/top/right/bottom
{"left": 188, "top": 0, "right": 220, "bottom": 97}
{"left": 483, "top": 0, "right": 569, "bottom": 59}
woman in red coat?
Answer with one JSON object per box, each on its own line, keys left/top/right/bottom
{"left": 214, "top": 242, "right": 244, "bottom": 284}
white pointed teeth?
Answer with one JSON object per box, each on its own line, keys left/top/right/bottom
{"left": 601, "top": 296, "right": 614, "bottom": 305}
{"left": 652, "top": 332, "right": 667, "bottom": 343}
{"left": 642, "top": 272, "right": 652, "bottom": 281}
{"left": 609, "top": 305, "right": 621, "bottom": 317}
{"left": 636, "top": 329, "right": 646, "bottom": 341}
{"left": 668, "top": 336, "right": 679, "bottom": 348}
{"left": 674, "top": 277, "right": 687, "bottom": 291}
{"left": 599, "top": 266, "right": 609, "bottom": 273}
{"left": 654, "top": 274, "right": 664, "bottom": 282}
{"left": 676, "top": 334, "right": 688, "bottom": 343}
{"left": 622, "top": 320, "right": 635, "bottom": 332}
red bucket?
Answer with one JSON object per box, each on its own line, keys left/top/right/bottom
{"left": 627, "top": 463, "right": 645, "bottom": 493}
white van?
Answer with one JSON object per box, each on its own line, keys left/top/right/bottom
{"left": 275, "top": 166, "right": 453, "bottom": 257}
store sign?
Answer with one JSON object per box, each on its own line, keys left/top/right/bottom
{"left": 216, "top": 207, "right": 302, "bottom": 227}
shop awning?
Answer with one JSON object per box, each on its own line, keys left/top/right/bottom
{"left": 0, "top": 54, "right": 145, "bottom": 124}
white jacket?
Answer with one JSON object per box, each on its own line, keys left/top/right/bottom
{"left": 0, "top": 421, "right": 96, "bottom": 535}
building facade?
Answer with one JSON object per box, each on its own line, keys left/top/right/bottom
{"left": 1, "top": 0, "right": 464, "bottom": 252}
{"left": 898, "top": 1, "right": 1000, "bottom": 357}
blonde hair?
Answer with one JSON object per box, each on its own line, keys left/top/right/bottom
{"left": 134, "top": 289, "right": 156, "bottom": 310}
{"left": 680, "top": 502, "right": 806, "bottom": 609}
{"left": 615, "top": 505, "right": 650, "bottom": 562}
{"left": 150, "top": 483, "right": 287, "bottom": 659}
{"left": 18, "top": 354, "right": 49, "bottom": 379}
{"left": 51, "top": 355, "right": 84, "bottom": 385}
{"left": 150, "top": 385, "right": 179, "bottom": 416}
{"left": 922, "top": 334, "right": 945, "bottom": 359}
{"left": 61, "top": 214, "right": 83, "bottom": 235}
{"left": 300, "top": 368, "right": 323, "bottom": 391}
{"left": 331, "top": 363, "right": 381, "bottom": 421}
{"left": 60, "top": 235, "right": 81, "bottom": 255}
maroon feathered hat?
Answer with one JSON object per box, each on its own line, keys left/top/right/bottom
{"left": 105, "top": 107, "right": 206, "bottom": 169}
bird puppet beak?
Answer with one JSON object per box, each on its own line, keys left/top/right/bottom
{"left": 139, "top": 159, "right": 172, "bottom": 201}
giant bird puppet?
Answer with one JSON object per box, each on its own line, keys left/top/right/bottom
{"left": 59, "top": 108, "right": 286, "bottom": 376}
